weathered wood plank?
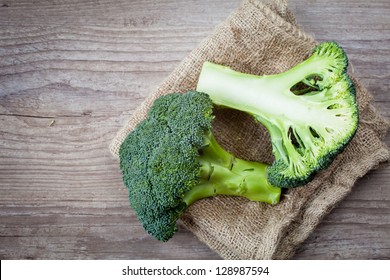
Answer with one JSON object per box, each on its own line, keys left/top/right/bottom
{"left": 0, "top": 0, "right": 389, "bottom": 259}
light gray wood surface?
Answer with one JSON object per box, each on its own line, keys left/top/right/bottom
{"left": 0, "top": 0, "right": 389, "bottom": 259}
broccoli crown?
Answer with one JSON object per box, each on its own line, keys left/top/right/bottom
{"left": 119, "top": 91, "right": 213, "bottom": 241}
{"left": 197, "top": 41, "right": 359, "bottom": 188}
{"left": 119, "top": 91, "right": 282, "bottom": 241}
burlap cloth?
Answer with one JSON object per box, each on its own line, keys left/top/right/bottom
{"left": 109, "top": 0, "right": 389, "bottom": 259}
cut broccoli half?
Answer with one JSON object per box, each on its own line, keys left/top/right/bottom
{"left": 119, "top": 91, "right": 281, "bottom": 241}
{"left": 196, "top": 41, "right": 359, "bottom": 188}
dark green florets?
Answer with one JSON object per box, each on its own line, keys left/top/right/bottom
{"left": 119, "top": 91, "right": 282, "bottom": 241}
{"left": 119, "top": 91, "right": 213, "bottom": 241}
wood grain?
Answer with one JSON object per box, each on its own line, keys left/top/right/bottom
{"left": 0, "top": 0, "right": 389, "bottom": 259}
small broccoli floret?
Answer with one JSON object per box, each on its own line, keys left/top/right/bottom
{"left": 196, "top": 41, "right": 358, "bottom": 188}
{"left": 119, "top": 91, "right": 281, "bottom": 241}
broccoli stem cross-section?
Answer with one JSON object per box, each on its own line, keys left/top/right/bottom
{"left": 196, "top": 41, "right": 358, "bottom": 188}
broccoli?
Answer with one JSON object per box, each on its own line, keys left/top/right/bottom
{"left": 119, "top": 91, "right": 281, "bottom": 241}
{"left": 196, "top": 41, "right": 358, "bottom": 188}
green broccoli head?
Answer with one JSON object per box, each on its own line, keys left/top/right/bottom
{"left": 119, "top": 91, "right": 281, "bottom": 241}
{"left": 197, "top": 41, "right": 359, "bottom": 188}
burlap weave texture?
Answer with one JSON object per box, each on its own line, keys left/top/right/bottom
{"left": 110, "top": 0, "right": 390, "bottom": 259}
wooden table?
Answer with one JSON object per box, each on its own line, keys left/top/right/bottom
{"left": 0, "top": 0, "right": 389, "bottom": 259}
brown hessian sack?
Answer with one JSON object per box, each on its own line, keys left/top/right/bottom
{"left": 109, "top": 0, "right": 390, "bottom": 259}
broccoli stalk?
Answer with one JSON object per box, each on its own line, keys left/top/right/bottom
{"left": 119, "top": 91, "right": 281, "bottom": 241}
{"left": 196, "top": 41, "right": 358, "bottom": 188}
{"left": 183, "top": 133, "right": 279, "bottom": 206}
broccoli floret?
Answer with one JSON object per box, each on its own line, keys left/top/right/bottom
{"left": 119, "top": 91, "right": 281, "bottom": 241}
{"left": 196, "top": 41, "right": 358, "bottom": 188}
